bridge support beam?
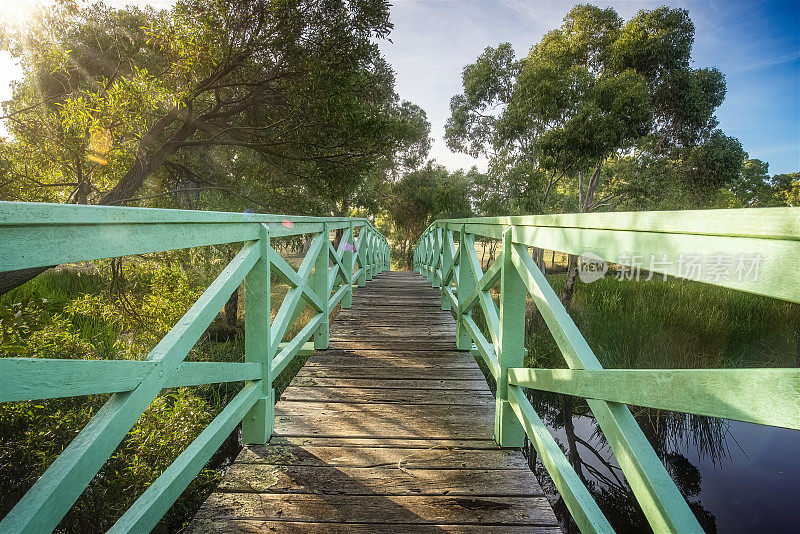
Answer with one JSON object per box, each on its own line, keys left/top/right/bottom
{"left": 495, "top": 227, "right": 525, "bottom": 448}
{"left": 243, "top": 224, "right": 273, "bottom": 444}
{"left": 456, "top": 227, "right": 475, "bottom": 351}
{"left": 342, "top": 222, "right": 355, "bottom": 309}
{"left": 366, "top": 229, "right": 374, "bottom": 281}
{"left": 441, "top": 228, "right": 454, "bottom": 311}
{"left": 313, "top": 223, "right": 330, "bottom": 350}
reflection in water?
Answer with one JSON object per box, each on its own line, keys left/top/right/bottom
{"left": 522, "top": 389, "right": 800, "bottom": 533}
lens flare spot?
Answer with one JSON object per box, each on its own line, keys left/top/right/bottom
{"left": 87, "top": 128, "right": 112, "bottom": 165}
{"left": 86, "top": 153, "right": 107, "bottom": 165}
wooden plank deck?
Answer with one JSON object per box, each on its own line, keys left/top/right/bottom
{"left": 188, "top": 271, "right": 560, "bottom": 533}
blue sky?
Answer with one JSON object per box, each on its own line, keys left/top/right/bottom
{"left": 377, "top": 0, "right": 800, "bottom": 174}
{"left": 1, "top": 0, "right": 797, "bottom": 174}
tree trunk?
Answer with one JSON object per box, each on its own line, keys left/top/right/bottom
{"left": 560, "top": 162, "right": 602, "bottom": 308}
{"left": 532, "top": 247, "right": 546, "bottom": 275}
{"left": 561, "top": 254, "right": 579, "bottom": 306}
{"left": 224, "top": 287, "right": 239, "bottom": 326}
{"left": 334, "top": 228, "right": 343, "bottom": 250}
{"left": 0, "top": 108, "right": 191, "bottom": 296}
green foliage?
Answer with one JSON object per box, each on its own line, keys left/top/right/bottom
{"left": 445, "top": 4, "right": 746, "bottom": 215}
{"left": 525, "top": 273, "right": 800, "bottom": 371}
{"left": 386, "top": 162, "right": 473, "bottom": 267}
{"left": 0, "top": 0, "right": 429, "bottom": 217}
{"left": 680, "top": 130, "right": 744, "bottom": 193}
{"left": 0, "top": 258, "right": 241, "bottom": 532}
{"left": 0, "top": 389, "right": 220, "bottom": 533}
{"left": 772, "top": 172, "right": 800, "bottom": 206}
{"left": 729, "top": 160, "right": 798, "bottom": 207}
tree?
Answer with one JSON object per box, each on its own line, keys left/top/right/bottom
{"left": 729, "top": 158, "right": 771, "bottom": 206}
{"left": 729, "top": 160, "right": 799, "bottom": 207}
{"left": 771, "top": 172, "right": 800, "bottom": 207}
{"left": 1, "top": 0, "right": 405, "bottom": 204}
{"left": 387, "top": 162, "right": 473, "bottom": 266}
{"left": 0, "top": 0, "right": 429, "bottom": 293}
{"left": 446, "top": 5, "right": 746, "bottom": 304}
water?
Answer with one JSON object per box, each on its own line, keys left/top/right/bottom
{"left": 524, "top": 391, "right": 800, "bottom": 533}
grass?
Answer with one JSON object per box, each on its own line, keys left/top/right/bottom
{"left": 525, "top": 273, "right": 799, "bottom": 371}
{"left": 466, "top": 268, "right": 799, "bottom": 532}
{"left": 0, "top": 247, "right": 346, "bottom": 532}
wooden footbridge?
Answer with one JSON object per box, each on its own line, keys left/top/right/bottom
{"left": 1, "top": 202, "right": 798, "bottom": 534}
{"left": 188, "top": 270, "right": 560, "bottom": 532}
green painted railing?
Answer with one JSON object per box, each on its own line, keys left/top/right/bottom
{"left": 414, "top": 207, "right": 800, "bottom": 534}
{"left": 0, "top": 201, "right": 389, "bottom": 533}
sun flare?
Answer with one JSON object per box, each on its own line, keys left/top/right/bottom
{"left": 0, "top": 0, "right": 47, "bottom": 30}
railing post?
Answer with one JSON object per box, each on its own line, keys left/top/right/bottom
{"left": 342, "top": 221, "right": 355, "bottom": 309}
{"left": 243, "top": 224, "right": 273, "bottom": 444}
{"left": 366, "top": 228, "right": 374, "bottom": 281}
{"left": 441, "top": 227, "right": 453, "bottom": 311}
{"left": 432, "top": 226, "right": 442, "bottom": 288}
{"left": 456, "top": 227, "right": 475, "bottom": 350}
{"left": 496, "top": 227, "right": 525, "bottom": 447}
{"left": 416, "top": 235, "right": 423, "bottom": 274}
{"left": 313, "top": 223, "right": 330, "bottom": 349}
{"left": 415, "top": 236, "right": 423, "bottom": 274}
{"left": 425, "top": 231, "right": 434, "bottom": 283}
{"left": 357, "top": 226, "right": 367, "bottom": 287}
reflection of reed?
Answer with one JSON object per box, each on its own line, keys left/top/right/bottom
{"left": 644, "top": 410, "right": 733, "bottom": 466}
{"left": 522, "top": 388, "right": 723, "bottom": 532}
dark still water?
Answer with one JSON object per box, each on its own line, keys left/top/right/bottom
{"left": 523, "top": 392, "right": 800, "bottom": 533}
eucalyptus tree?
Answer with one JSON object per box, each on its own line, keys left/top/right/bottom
{"left": 446, "top": 4, "right": 745, "bottom": 303}
{"left": 729, "top": 160, "right": 799, "bottom": 208}
{"left": 388, "top": 162, "right": 473, "bottom": 266}
{"left": 0, "top": 0, "right": 428, "bottom": 293}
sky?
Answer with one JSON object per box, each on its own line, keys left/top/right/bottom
{"left": 377, "top": 0, "right": 800, "bottom": 175}
{"left": 1, "top": 0, "right": 798, "bottom": 174}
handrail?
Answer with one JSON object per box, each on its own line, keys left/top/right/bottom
{"left": 414, "top": 207, "right": 800, "bottom": 534}
{"left": 0, "top": 201, "right": 390, "bottom": 533}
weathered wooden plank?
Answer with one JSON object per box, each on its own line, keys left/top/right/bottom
{"left": 236, "top": 444, "right": 529, "bottom": 469}
{"left": 189, "top": 270, "right": 557, "bottom": 532}
{"left": 332, "top": 324, "right": 457, "bottom": 333}
{"left": 295, "top": 367, "right": 485, "bottom": 380}
{"left": 334, "top": 319, "right": 457, "bottom": 327}
{"left": 281, "top": 386, "right": 493, "bottom": 405}
{"left": 266, "top": 436, "right": 501, "bottom": 449}
{"left": 187, "top": 519, "right": 562, "bottom": 533}
{"left": 193, "top": 494, "right": 557, "bottom": 525}
{"left": 218, "top": 465, "right": 544, "bottom": 496}
{"left": 333, "top": 320, "right": 457, "bottom": 328}
{"left": 274, "top": 403, "right": 494, "bottom": 439}
{"left": 328, "top": 341, "right": 458, "bottom": 351}
{"left": 287, "top": 376, "right": 490, "bottom": 390}
{"left": 305, "top": 348, "right": 465, "bottom": 359}
{"left": 329, "top": 336, "right": 458, "bottom": 345}
{"left": 303, "top": 351, "right": 472, "bottom": 368}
